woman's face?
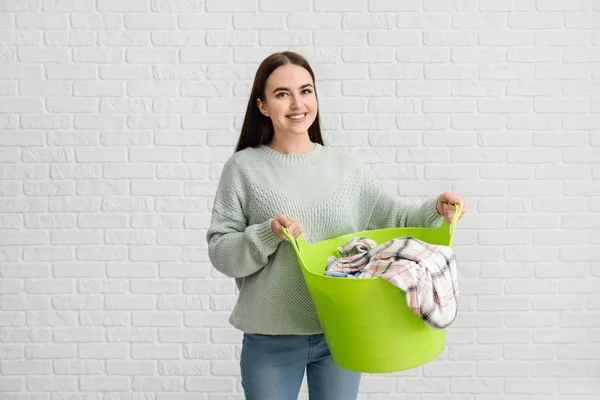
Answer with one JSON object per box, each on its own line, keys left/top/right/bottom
{"left": 257, "top": 64, "right": 318, "bottom": 139}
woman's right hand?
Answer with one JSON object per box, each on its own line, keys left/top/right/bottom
{"left": 270, "top": 215, "right": 303, "bottom": 240}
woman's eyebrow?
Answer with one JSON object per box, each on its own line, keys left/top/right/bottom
{"left": 272, "top": 83, "right": 314, "bottom": 94}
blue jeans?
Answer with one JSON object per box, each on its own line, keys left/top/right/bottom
{"left": 240, "top": 333, "right": 361, "bottom": 400}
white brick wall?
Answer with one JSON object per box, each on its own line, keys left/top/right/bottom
{"left": 0, "top": 0, "right": 598, "bottom": 398}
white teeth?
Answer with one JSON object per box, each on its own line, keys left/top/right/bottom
{"left": 288, "top": 113, "right": 306, "bottom": 120}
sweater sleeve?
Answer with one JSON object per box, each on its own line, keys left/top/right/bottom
{"left": 360, "top": 167, "right": 444, "bottom": 230}
{"left": 206, "top": 158, "right": 283, "bottom": 278}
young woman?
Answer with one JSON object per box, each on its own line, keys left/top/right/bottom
{"left": 206, "top": 51, "right": 466, "bottom": 400}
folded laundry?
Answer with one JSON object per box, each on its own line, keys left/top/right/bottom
{"left": 325, "top": 236, "right": 459, "bottom": 330}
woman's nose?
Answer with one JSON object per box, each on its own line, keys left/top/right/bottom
{"left": 290, "top": 95, "right": 299, "bottom": 109}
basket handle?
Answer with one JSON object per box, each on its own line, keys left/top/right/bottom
{"left": 447, "top": 202, "right": 461, "bottom": 248}
{"left": 282, "top": 226, "right": 306, "bottom": 265}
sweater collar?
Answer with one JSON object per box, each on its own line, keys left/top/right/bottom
{"left": 254, "top": 143, "right": 326, "bottom": 164}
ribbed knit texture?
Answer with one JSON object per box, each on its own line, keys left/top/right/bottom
{"left": 206, "top": 144, "right": 443, "bottom": 335}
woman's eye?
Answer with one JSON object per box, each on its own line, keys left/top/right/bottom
{"left": 302, "top": 89, "right": 313, "bottom": 94}
{"left": 276, "top": 92, "right": 288, "bottom": 98}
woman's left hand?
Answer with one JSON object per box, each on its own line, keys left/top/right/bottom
{"left": 436, "top": 192, "right": 466, "bottom": 224}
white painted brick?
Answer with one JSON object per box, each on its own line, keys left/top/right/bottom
{"left": 0, "top": 328, "right": 52, "bottom": 343}
{"left": 185, "top": 377, "right": 235, "bottom": 392}
{"left": 538, "top": 0, "right": 592, "bottom": 11}
{"left": 25, "top": 279, "right": 74, "bottom": 294}
{"left": 479, "top": 98, "right": 533, "bottom": 113}
{"left": 0, "top": 65, "right": 42, "bottom": 79}
{"left": 74, "top": 81, "right": 124, "bottom": 97}
{"left": 27, "top": 376, "right": 77, "bottom": 391}
{"left": 127, "top": 48, "right": 177, "bottom": 63}
{"left": 97, "top": 0, "right": 149, "bottom": 12}
{"left": 1, "top": 360, "right": 51, "bottom": 375}
{"left": 0, "top": 98, "right": 43, "bottom": 113}
{"left": 105, "top": 230, "right": 154, "bottom": 245}
{"left": 0, "top": 14, "right": 14, "bottom": 28}
{"left": 0, "top": 311, "right": 26, "bottom": 326}
{"left": 0, "top": 377, "right": 24, "bottom": 391}
{"left": 209, "top": 328, "right": 242, "bottom": 344}
{"left": 158, "top": 328, "right": 209, "bottom": 344}
{"left": 105, "top": 295, "right": 155, "bottom": 310}
{"left": 151, "top": 0, "right": 203, "bottom": 12}
{"left": 151, "top": 31, "right": 203, "bottom": 47}
{"left": 178, "top": 13, "right": 229, "bottom": 30}
{"left": 316, "top": 64, "right": 370, "bottom": 80}
{"left": 0, "top": 230, "right": 47, "bottom": 245}
{"left": 479, "top": 65, "right": 534, "bottom": 80}
{"left": 565, "top": 47, "right": 600, "bottom": 62}
{"left": 20, "top": 80, "right": 70, "bottom": 96}
{"left": 80, "top": 310, "right": 129, "bottom": 326}
{"left": 78, "top": 213, "right": 127, "bottom": 228}
{"left": 70, "top": 13, "right": 121, "bottom": 29}
{"left": 77, "top": 246, "right": 128, "bottom": 261}
{"left": 132, "top": 376, "right": 182, "bottom": 391}
{"left": 100, "top": 66, "right": 151, "bottom": 81}
{"left": 453, "top": 48, "right": 506, "bottom": 63}
{"left": 509, "top": 12, "right": 563, "bottom": 28}
{"left": 452, "top": 115, "right": 504, "bottom": 130}
{"left": 505, "top": 378, "right": 558, "bottom": 394}
{"left": 559, "top": 344, "right": 600, "bottom": 359}
{"left": 206, "top": 32, "right": 255, "bottom": 47}
{"left": 160, "top": 263, "right": 209, "bottom": 278}
{"left": 98, "top": 31, "right": 150, "bottom": 46}
{"left": 79, "top": 344, "right": 128, "bottom": 359}
{"left": 395, "top": 378, "right": 448, "bottom": 393}
{"left": 125, "top": 14, "right": 176, "bottom": 29}
{"left": 21, "top": 114, "right": 72, "bottom": 129}
{"left": 128, "top": 114, "right": 179, "bottom": 129}
{"left": 49, "top": 197, "right": 100, "bottom": 212}
{"left": 25, "top": 344, "right": 76, "bottom": 359}
{"left": 535, "top": 98, "right": 589, "bottom": 113}
{"left": 342, "top": 47, "right": 395, "bottom": 62}
{"left": 53, "top": 360, "right": 104, "bottom": 376}
{"left": 532, "top": 361, "right": 586, "bottom": 377}
{"left": 535, "top": 31, "right": 591, "bottom": 46}
{"left": 1, "top": 264, "right": 50, "bottom": 278}
{"left": 76, "top": 147, "right": 126, "bottom": 162}
{"left": 1, "top": 295, "right": 50, "bottom": 311}
{"left": 107, "top": 360, "right": 155, "bottom": 375}
{"left": 424, "top": 0, "right": 479, "bottom": 12}
{"left": 23, "top": 247, "right": 74, "bottom": 262}
{"left": 45, "top": 30, "right": 95, "bottom": 46}
{"left": 73, "top": 48, "right": 123, "bottom": 63}
{"left": 17, "top": 13, "right": 67, "bottom": 29}
{"left": 47, "top": 98, "right": 98, "bottom": 113}
{"left": 535, "top": 165, "right": 590, "bottom": 180}
{"left": 80, "top": 376, "right": 130, "bottom": 391}
{"left": 479, "top": 31, "right": 533, "bottom": 46}
{"left": 425, "top": 31, "right": 478, "bottom": 46}
{"left": 106, "top": 327, "right": 157, "bottom": 343}
{"left": 132, "top": 344, "right": 181, "bottom": 360}
{"left": 53, "top": 295, "right": 103, "bottom": 310}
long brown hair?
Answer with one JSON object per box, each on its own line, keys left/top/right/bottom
{"left": 235, "top": 51, "right": 324, "bottom": 152}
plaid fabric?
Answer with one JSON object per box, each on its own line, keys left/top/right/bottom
{"left": 326, "top": 237, "right": 459, "bottom": 330}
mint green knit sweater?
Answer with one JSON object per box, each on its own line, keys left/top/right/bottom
{"left": 206, "top": 144, "right": 443, "bottom": 335}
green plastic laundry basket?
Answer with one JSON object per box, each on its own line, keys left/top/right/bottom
{"left": 282, "top": 204, "right": 461, "bottom": 374}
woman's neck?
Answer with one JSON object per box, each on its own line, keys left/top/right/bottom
{"left": 267, "top": 133, "right": 315, "bottom": 155}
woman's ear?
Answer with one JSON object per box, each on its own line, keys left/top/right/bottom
{"left": 256, "top": 98, "right": 269, "bottom": 117}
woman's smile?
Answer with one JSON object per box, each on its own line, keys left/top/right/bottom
{"left": 287, "top": 112, "right": 307, "bottom": 122}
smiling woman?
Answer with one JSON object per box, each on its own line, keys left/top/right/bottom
{"left": 206, "top": 51, "right": 466, "bottom": 400}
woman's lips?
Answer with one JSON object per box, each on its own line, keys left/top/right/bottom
{"left": 286, "top": 113, "right": 307, "bottom": 122}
